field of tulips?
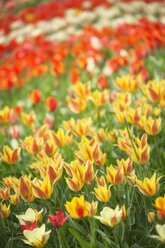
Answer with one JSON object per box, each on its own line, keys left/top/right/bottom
{"left": 0, "top": 0, "right": 165, "bottom": 247}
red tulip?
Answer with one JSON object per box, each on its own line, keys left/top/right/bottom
{"left": 46, "top": 97, "right": 58, "bottom": 112}
{"left": 48, "top": 210, "right": 68, "bottom": 228}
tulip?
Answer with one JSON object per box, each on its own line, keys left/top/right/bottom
{"left": 9, "top": 193, "right": 19, "bottom": 205}
{"left": 106, "top": 165, "right": 123, "bottom": 185}
{"left": 65, "top": 195, "right": 97, "bottom": 219}
{"left": 67, "top": 97, "right": 87, "bottom": 114}
{"left": 147, "top": 80, "right": 165, "bottom": 109}
{"left": 32, "top": 176, "right": 53, "bottom": 200}
{"left": 147, "top": 211, "right": 155, "bottom": 223}
{"left": 154, "top": 195, "right": 165, "bottom": 219}
{"left": 30, "top": 152, "right": 63, "bottom": 185}
{"left": 150, "top": 224, "right": 165, "bottom": 243}
{"left": 97, "top": 76, "right": 108, "bottom": 89}
{"left": 115, "top": 74, "right": 141, "bottom": 93}
{"left": 52, "top": 128, "right": 72, "bottom": 147}
{"left": 29, "top": 90, "right": 42, "bottom": 104}
{"left": 118, "top": 133, "right": 150, "bottom": 165}
{"left": 16, "top": 208, "right": 43, "bottom": 231}
{"left": 94, "top": 205, "right": 123, "bottom": 227}
{"left": 21, "top": 112, "right": 35, "bottom": 126}
{"left": 1, "top": 145, "right": 21, "bottom": 165}
{"left": 0, "top": 203, "right": 10, "bottom": 218}
{"left": 23, "top": 224, "right": 51, "bottom": 248}
{"left": 63, "top": 117, "right": 94, "bottom": 137}
{"left": 135, "top": 173, "right": 160, "bottom": 197}
{"left": 143, "top": 117, "right": 161, "bottom": 136}
{"left": 75, "top": 136, "right": 106, "bottom": 166}
{"left": 0, "top": 106, "right": 10, "bottom": 123}
{"left": 90, "top": 89, "right": 109, "bottom": 107}
{"left": 48, "top": 210, "right": 68, "bottom": 228}
{"left": 94, "top": 184, "right": 111, "bottom": 202}
{"left": 0, "top": 186, "right": 10, "bottom": 200}
{"left": 46, "top": 96, "right": 58, "bottom": 112}
{"left": 116, "top": 158, "right": 132, "bottom": 176}
{"left": 19, "top": 175, "right": 35, "bottom": 202}
{"left": 21, "top": 136, "right": 43, "bottom": 154}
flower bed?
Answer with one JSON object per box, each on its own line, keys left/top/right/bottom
{"left": 0, "top": 0, "right": 165, "bottom": 247}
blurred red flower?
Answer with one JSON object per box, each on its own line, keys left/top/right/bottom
{"left": 48, "top": 210, "right": 68, "bottom": 228}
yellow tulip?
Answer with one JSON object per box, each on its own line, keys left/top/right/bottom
{"left": 0, "top": 203, "right": 10, "bottom": 218}
{"left": 0, "top": 106, "right": 10, "bottom": 123}
{"left": 94, "top": 184, "right": 111, "bottom": 202}
{"left": 147, "top": 211, "right": 155, "bottom": 223}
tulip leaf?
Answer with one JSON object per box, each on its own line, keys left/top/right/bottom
{"left": 68, "top": 228, "right": 91, "bottom": 248}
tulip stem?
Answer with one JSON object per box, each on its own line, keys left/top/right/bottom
{"left": 89, "top": 218, "right": 96, "bottom": 248}
{"left": 56, "top": 228, "right": 64, "bottom": 248}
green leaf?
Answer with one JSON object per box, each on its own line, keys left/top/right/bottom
{"left": 68, "top": 228, "right": 90, "bottom": 248}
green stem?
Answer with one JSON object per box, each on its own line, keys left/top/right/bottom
{"left": 89, "top": 218, "right": 96, "bottom": 248}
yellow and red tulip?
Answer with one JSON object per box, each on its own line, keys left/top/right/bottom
{"left": 154, "top": 195, "right": 165, "bottom": 219}
{"left": 65, "top": 195, "right": 97, "bottom": 219}
{"left": 1, "top": 145, "right": 21, "bottom": 165}
{"left": 19, "top": 175, "right": 35, "bottom": 202}
{"left": 135, "top": 173, "right": 160, "bottom": 197}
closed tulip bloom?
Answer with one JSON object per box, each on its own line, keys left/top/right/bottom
{"left": 0, "top": 106, "right": 10, "bottom": 123}
{"left": 19, "top": 175, "right": 34, "bottom": 202}
{"left": 29, "top": 90, "right": 42, "bottom": 104}
{"left": 154, "top": 195, "right": 165, "bottom": 219}
{"left": 46, "top": 96, "right": 58, "bottom": 112}
{"left": 0, "top": 203, "right": 10, "bottom": 218}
